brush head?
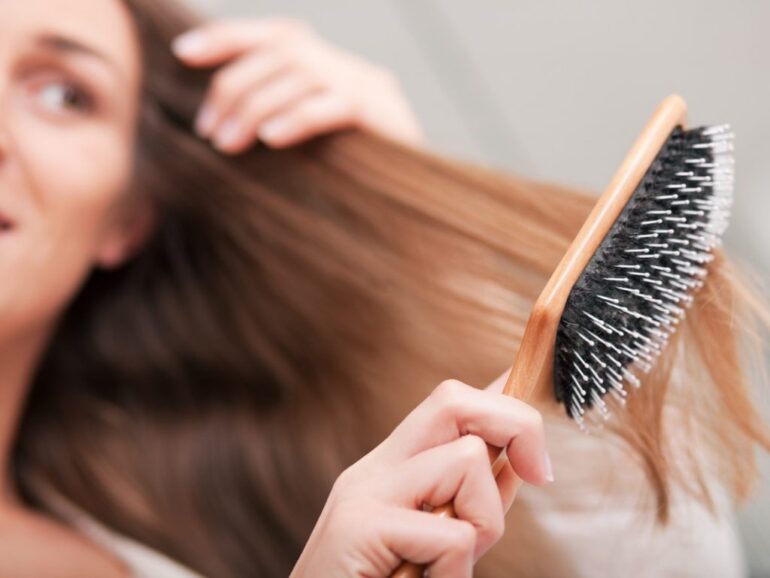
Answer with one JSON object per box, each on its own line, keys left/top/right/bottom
{"left": 553, "top": 124, "right": 734, "bottom": 430}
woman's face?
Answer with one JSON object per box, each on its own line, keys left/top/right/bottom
{"left": 0, "top": 0, "right": 152, "bottom": 340}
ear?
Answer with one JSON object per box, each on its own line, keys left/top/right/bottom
{"left": 95, "top": 195, "right": 159, "bottom": 270}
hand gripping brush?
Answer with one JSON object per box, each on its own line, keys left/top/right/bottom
{"left": 391, "top": 94, "right": 734, "bottom": 577}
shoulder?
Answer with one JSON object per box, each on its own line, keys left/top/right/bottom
{"left": 0, "top": 504, "right": 130, "bottom": 578}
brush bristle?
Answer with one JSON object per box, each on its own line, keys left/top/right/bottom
{"left": 553, "top": 124, "right": 734, "bottom": 430}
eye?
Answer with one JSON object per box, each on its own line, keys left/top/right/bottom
{"left": 35, "top": 78, "right": 95, "bottom": 114}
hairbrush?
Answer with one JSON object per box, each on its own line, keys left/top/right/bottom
{"left": 392, "top": 94, "right": 734, "bottom": 577}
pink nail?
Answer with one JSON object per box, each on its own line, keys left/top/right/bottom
{"left": 195, "top": 103, "right": 216, "bottom": 137}
{"left": 172, "top": 32, "right": 207, "bottom": 57}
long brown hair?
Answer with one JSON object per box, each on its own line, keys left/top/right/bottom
{"left": 11, "top": 0, "right": 770, "bottom": 576}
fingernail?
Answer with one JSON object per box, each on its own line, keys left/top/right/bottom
{"left": 259, "top": 117, "right": 293, "bottom": 142}
{"left": 214, "top": 118, "right": 242, "bottom": 151}
{"left": 172, "top": 31, "right": 207, "bottom": 57}
{"left": 543, "top": 450, "right": 554, "bottom": 483}
{"left": 195, "top": 103, "right": 216, "bottom": 137}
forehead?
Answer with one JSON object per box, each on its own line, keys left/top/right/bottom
{"left": 0, "top": 0, "right": 140, "bottom": 84}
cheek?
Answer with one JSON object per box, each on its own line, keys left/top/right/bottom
{"left": 0, "top": 118, "right": 134, "bottom": 335}
{"left": 29, "top": 123, "right": 132, "bottom": 248}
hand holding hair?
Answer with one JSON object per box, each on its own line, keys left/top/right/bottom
{"left": 171, "top": 17, "right": 424, "bottom": 153}
{"left": 290, "top": 370, "right": 553, "bottom": 578}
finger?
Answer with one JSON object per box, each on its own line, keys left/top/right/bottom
{"left": 195, "top": 50, "right": 289, "bottom": 137}
{"left": 256, "top": 92, "right": 357, "bottom": 149}
{"left": 378, "top": 434, "right": 505, "bottom": 562}
{"left": 211, "top": 73, "right": 322, "bottom": 154}
{"left": 375, "top": 379, "right": 552, "bottom": 486}
{"left": 171, "top": 18, "right": 297, "bottom": 66}
{"left": 381, "top": 507, "right": 475, "bottom": 578}
{"left": 485, "top": 366, "right": 547, "bottom": 507}
{"left": 495, "top": 458, "right": 524, "bottom": 513}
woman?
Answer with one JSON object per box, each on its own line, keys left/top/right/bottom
{"left": 0, "top": 3, "right": 545, "bottom": 576}
{"left": 1, "top": 0, "right": 768, "bottom": 576}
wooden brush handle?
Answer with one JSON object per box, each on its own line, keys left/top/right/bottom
{"left": 389, "top": 94, "right": 689, "bottom": 578}
{"left": 390, "top": 442, "right": 513, "bottom": 578}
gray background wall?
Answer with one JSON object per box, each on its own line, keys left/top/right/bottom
{"left": 186, "top": 1, "right": 770, "bottom": 574}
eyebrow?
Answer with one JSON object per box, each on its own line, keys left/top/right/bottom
{"left": 34, "top": 32, "right": 121, "bottom": 79}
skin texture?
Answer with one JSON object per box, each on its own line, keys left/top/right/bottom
{"left": 0, "top": 2, "right": 548, "bottom": 575}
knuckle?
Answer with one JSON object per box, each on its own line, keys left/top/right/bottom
{"left": 279, "top": 44, "right": 312, "bottom": 74}
{"left": 456, "top": 434, "right": 488, "bottom": 466}
{"left": 291, "top": 106, "right": 312, "bottom": 126}
{"left": 325, "top": 496, "right": 364, "bottom": 539}
{"left": 290, "top": 106, "right": 319, "bottom": 130}
{"left": 508, "top": 399, "right": 543, "bottom": 434}
{"left": 449, "top": 520, "right": 477, "bottom": 552}
{"left": 303, "top": 68, "right": 326, "bottom": 90}
{"left": 270, "top": 44, "right": 293, "bottom": 66}
{"left": 333, "top": 95, "right": 357, "bottom": 120}
{"left": 282, "top": 53, "right": 303, "bottom": 74}
{"left": 332, "top": 88, "right": 360, "bottom": 118}
{"left": 338, "top": 95, "right": 357, "bottom": 116}
{"left": 423, "top": 378, "right": 476, "bottom": 436}
{"left": 288, "top": 66, "right": 320, "bottom": 92}
{"left": 330, "top": 466, "right": 356, "bottom": 496}
{"left": 433, "top": 378, "right": 466, "bottom": 405}
{"left": 521, "top": 404, "right": 544, "bottom": 433}
{"left": 432, "top": 379, "right": 472, "bottom": 420}
{"left": 209, "top": 70, "right": 237, "bottom": 102}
